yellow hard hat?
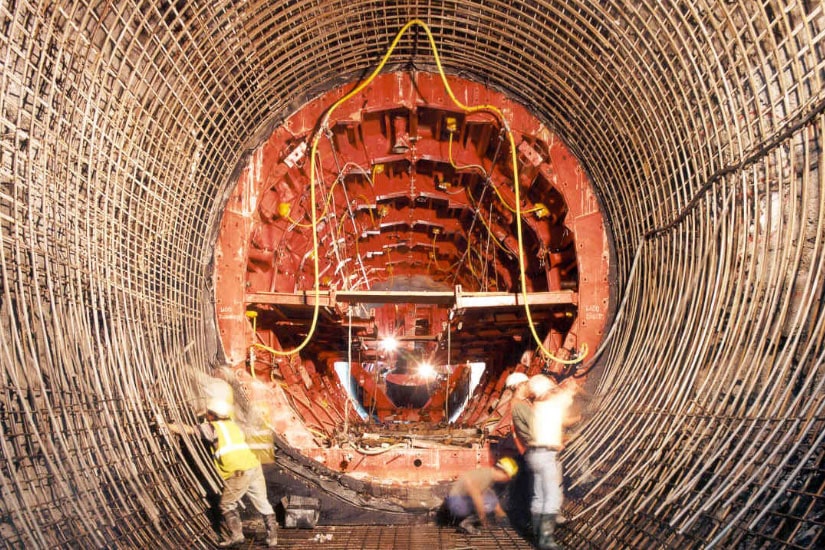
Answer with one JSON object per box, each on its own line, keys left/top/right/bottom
{"left": 495, "top": 456, "right": 519, "bottom": 478}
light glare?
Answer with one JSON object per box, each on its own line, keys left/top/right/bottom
{"left": 380, "top": 336, "right": 398, "bottom": 352}
{"left": 417, "top": 362, "right": 435, "bottom": 378}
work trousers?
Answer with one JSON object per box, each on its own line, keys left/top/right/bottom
{"left": 220, "top": 464, "right": 275, "bottom": 516}
{"left": 525, "top": 448, "right": 562, "bottom": 515}
{"left": 445, "top": 490, "right": 499, "bottom": 520}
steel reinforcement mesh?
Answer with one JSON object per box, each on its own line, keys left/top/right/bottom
{"left": 0, "top": 1, "right": 823, "bottom": 548}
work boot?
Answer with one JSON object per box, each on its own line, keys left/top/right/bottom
{"left": 217, "top": 509, "right": 245, "bottom": 548}
{"left": 264, "top": 513, "right": 278, "bottom": 546}
{"left": 537, "top": 514, "right": 560, "bottom": 550}
{"left": 457, "top": 516, "right": 480, "bottom": 534}
{"left": 531, "top": 513, "right": 542, "bottom": 543}
{"left": 555, "top": 513, "right": 567, "bottom": 525}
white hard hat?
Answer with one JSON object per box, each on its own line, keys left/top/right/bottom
{"left": 528, "top": 374, "right": 556, "bottom": 399}
{"left": 207, "top": 399, "right": 233, "bottom": 418}
{"left": 505, "top": 372, "right": 529, "bottom": 389}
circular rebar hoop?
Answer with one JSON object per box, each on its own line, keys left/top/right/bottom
{"left": 0, "top": 1, "right": 823, "bottom": 548}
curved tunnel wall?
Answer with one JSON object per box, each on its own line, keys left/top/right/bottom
{"left": 0, "top": 1, "right": 822, "bottom": 548}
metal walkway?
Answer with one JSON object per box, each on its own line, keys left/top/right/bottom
{"left": 242, "top": 524, "right": 536, "bottom": 549}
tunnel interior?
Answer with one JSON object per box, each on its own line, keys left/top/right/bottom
{"left": 213, "top": 69, "right": 611, "bottom": 484}
{"left": 1, "top": 1, "right": 823, "bottom": 549}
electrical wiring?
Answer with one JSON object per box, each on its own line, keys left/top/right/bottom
{"left": 267, "top": 18, "right": 585, "bottom": 364}
{"left": 464, "top": 247, "right": 486, "bottom": 288}
{"left": 313, "top": 147, "right": 342, "bottom": 224}
{"left": 326, "top": 153, "right": 374, "bottom": 290}
{"left": 426, "top": 236, "right": 436, "bottom": 275}
{"left": 389, "top": 248, "right": 397, "bottom": 280}
{"left": 449, "top": 118, "right": 508, "bottom": 287}
{"left": 449, "top": 131, "right": 544, "bottom": 215}
{"left": 394, "top": 21, "right": 590, "bottom": 363}
{"left": 447, "top": 131, "right": 488, "bottom": 175}
{"left": 427, "top": 233, "right": 455, "bottom": 275}
{"left": 450, "top": 180, "right": 492, "bottom": 285}
{"left": 464, "top": 189, "right": 511, "bottom": 254}
{"left": 286, "top": 211, "right": 312, "bottom": 228}
{"left": 285, "top": 150, "right": 337, "bottom": 229}
{"left": 354, "top": 194, "right": 378, "bottom": 228}
{"left": 481, "top": 206, "right": 494, "bottom": 290}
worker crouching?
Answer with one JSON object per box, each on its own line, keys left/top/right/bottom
{"left": 443, "top": 456, "right": 519, "bottom": 534}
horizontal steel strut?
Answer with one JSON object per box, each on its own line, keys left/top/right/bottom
{"left": 248, "top": 288, "right": 577, "bottom": 307}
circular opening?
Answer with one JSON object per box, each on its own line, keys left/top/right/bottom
{"left": 214, "top": 71, "right": 611, "bottom": 484}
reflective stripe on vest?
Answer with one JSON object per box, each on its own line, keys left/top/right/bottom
{"left": 210, "top": 420, "right": 259, "bottom": 478}
{"left": 213, "top": 421, "right": 253, "bottom": 459}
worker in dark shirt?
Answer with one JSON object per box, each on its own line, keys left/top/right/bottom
{"left": 505, "top": 371, "right": 533, "bottom": 532}
{"left": 444, "top": 456, "right": 519, "bottom": 534}
{"left": 506, "top": 371, "right": 533, "bottom": 454}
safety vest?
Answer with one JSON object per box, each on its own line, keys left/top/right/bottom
{"left": 210, "top": 420, "right": 260, "bottom": 479}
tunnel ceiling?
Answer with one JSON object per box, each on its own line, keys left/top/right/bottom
{"left": 1, "top": 1, "right": 823, "bottom": 549}
{"left": 214, "top": 70, "right": 611, "bottom": 434}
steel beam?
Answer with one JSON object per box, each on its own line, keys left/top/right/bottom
{"left": 247, "top": 289, "right": 577, "bottom": 308}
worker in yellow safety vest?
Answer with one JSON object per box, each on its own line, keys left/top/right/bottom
{"left": 166, "top": 399, "right": 278, "bottom": 547}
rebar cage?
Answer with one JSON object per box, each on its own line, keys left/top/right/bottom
{"left": 0, "top": 1, "right": 823, "bottom": 548}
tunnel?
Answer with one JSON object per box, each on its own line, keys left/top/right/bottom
{"left": 0, "top": 1, "right": 823, "bottom": 549}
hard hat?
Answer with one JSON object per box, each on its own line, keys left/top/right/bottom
{"left": 528, "top": 374, "right": 556, "bottom": 399}
{"left": 207, "top": 399, "right": 233, "bottom": 418}
{"left": 505, "top": 372, "right": 529, "bottom": 389}
{"left": 495, "top": 456, "right": 519, "bottom": 478}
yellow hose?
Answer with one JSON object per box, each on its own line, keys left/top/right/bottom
{"left": 266, "top": 18, "right": 586, "bottom": 364}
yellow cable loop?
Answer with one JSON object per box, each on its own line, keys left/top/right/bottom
{"left": 448, "top": 131, "right": 488, "bottom": 174}
{"left": 265, "top": 149, "right": 321, "bottom": 356}
{"left": 402, "top": 20, "right": 587, "bottom": 364}
{"left": 266, "top": 19, "right": 586, "bottom": 363}
{"left": 431, "top": 233, "right": 442, "bottom": 271}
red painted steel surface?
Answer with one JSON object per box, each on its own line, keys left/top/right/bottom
{"left": 214, "top": 72, "right": 611, "bottom": 485}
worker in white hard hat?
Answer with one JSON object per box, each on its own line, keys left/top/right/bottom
{"left": 525, "top": 374, "right": 579, "bottom": 550}
{"left": 504, "top": 372, "right": 532, "bottom": 455}
{"left": 504, "top": 371, "right": 533, "bottom": 533}
{"left": 444, "top": 456, "right": 520, "bottom": 534}
{"left": 164, "top": 399, "right": 278, "bottom": 547}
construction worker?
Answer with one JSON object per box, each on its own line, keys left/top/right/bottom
{"left": 444, "top": 456, "right": 519, "bottom": 534}
{"left": 504, "top": 371, "right": 533, "bottom": 532}
{"left": 505, "top": 372, "right": 533, "bottom": 455}
{"left": 525, "top": 374, "right": 578, "bottom": 550}
{"left": 165, "top": 399, "right": 278, "bottom": 547}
